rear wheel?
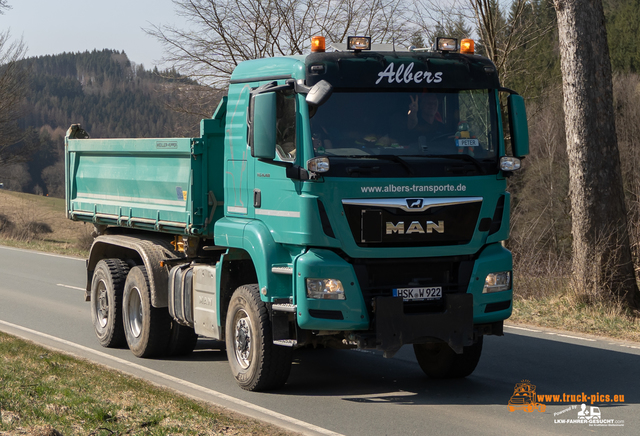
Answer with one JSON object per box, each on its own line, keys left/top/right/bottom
{"left": 90, "top": 259, "right": 129, "bottom": 348}
{"left": 122, "top": 266, "right": 171, "bottom": 358}
{"left": 413, "top": 336, "right": 483, "bottom": 379}
{"left": 225, "top": 284, "right": 292, "bottom": 391}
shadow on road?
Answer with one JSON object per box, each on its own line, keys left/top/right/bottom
{"left": 274, "top": 333, "right": 640, "bottom": 408}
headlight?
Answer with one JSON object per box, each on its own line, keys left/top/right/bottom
{"left": 483, "top": 271, "right": 511, "bottom": 293}
{"left": 307, "top": 157, "right": 329, "bottom": 172}
{"left": 500, "top": 156, "right": 521, "bottom": 171}
{"left": 306, "top": 278, "right": 345, "bottom": 300}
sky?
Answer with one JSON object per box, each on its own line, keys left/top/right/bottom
{"left": 0, "top": 0, "right": 187, "bottom": 70}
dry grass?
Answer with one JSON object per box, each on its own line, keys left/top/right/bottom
{"left": 0, "top": 190, "right": 92, "bottom": 257}
{"left": 0, "top": 332, "right": 294, "bottom": 436}
{"left": 511, "top": 274, "right": 640, "bottom": 342}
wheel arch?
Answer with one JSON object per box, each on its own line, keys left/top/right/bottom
{"left": 86, "top": 234, "right": 180, "bottom": 308}
{"left": 217, "top": 248, "right": 257, "bottom": 336}
{"left": 215, "top": 220, "right": 296, "bottom": 332}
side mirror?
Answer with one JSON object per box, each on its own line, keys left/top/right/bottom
{"left": 251, "top": 92, "right": 277, "bottom": 159}
{"left": 306, "top": 80, "right": 333, "bottom": 107}
{"left": 508, "top": 94, "right": 529, "bottom": 158}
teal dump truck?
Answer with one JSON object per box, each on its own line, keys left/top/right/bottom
{"left": 65, "top": 36, "right": 529, "bottom": 391}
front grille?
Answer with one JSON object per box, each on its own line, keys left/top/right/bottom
{"left": 343, "top": 198, "right": 482, "bottom": 247}
{"left": 352, "top": 256, "right": 475, "bottom": 314}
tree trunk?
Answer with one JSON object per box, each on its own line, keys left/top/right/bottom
{"left": 554, "top": 0, "right": 640, "bottom": 308}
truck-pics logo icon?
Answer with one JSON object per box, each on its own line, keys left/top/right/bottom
{"left": 508, "top": 380, "right": 546, "bottom": 413}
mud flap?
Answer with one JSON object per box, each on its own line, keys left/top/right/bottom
{"left": 375, "top": 293, "right": 474, "bottom": 357}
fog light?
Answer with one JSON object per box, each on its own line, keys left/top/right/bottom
{"left": 306, "top": 278, "right": 345, "bottom": 300}
{"left": 483, "top": 271, "right": 511, "bottom": 293}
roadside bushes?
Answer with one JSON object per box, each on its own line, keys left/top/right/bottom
{"left": 0, "top": 213, "right": 53, "bottom": 241}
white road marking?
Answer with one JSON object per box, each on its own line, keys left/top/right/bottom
{"left": 57, "top": 284, "right": 85, "bottom": 291}
{"left": 554, "top": 333, "right": 596, "bottom": 342}
{"left": 506, "top": 324, "right": 640, "bottom": 352}
{"left": 504, "top": 325, "right": 541, "bottom": 332}
{"left": 0, "top": 245, "right": 84, "bottom": 261}
{"left": 506, "top": 325, "right": 596, "bottom": 342}
{"left": 0, "top": 320, "right": 344, "bottom": 436}
{"left": 618, "top": 344, "right": 640, "bottom": 350}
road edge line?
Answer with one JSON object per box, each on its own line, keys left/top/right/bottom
{"left": 0, "top": 319, "right": 344, "bottom": 436}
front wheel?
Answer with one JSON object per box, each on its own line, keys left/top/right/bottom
{"left": 413, "top": 336, "right": 483, "bottom": 379}
{"left": 225, "top": 284, "right": 292, "bottom": 391}
{"left": 122, "top": 266, "right": 171, "bottom": 358}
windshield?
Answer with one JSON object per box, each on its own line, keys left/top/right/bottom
{"left": 309, "top": 89, "right": 499, "bottom": 177}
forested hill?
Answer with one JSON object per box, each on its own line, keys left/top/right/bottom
{"left": 20, "top": 49, "right": 199, "bottom": 139}
{"left": 3, "top": 49, "right": 206, "bottom": 197}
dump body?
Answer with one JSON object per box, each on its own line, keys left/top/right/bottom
{"left": 66, "top": 118, "right": 225, "bottom": 236}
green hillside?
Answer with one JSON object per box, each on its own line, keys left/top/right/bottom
{"left": 2, "top": 49, "right": 207, "bottom": 196}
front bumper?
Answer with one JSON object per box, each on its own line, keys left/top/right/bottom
{"left": 293, "top": 243, "right": 512, "bottom": 352}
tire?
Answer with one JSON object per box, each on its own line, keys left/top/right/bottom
{"left": 167, "top": 320, "right": 198, "bottom": 356}
{"left": 90, "top": 258, "right": 130, "bottom": 348}
{"left": 122, "top": 266, "right": 171, "bottom": 358}
{"left": 413, "top": 336, "right": 483, "bottom": 379}
{"left": 225, "top": 284, "right": 292, "bottom": 391}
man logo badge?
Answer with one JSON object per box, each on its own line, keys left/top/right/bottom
{"left": 386, "top": 220, "right": 445, "bottom": 235}
{"left": 406, "top": 198, "right": 423, "bottom": 209}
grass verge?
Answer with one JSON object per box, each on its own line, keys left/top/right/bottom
{"left": 511, "top": 276, "right": 640, "bottom": 342}
{"left": 0, "top": 332, "right": 293, "bottom": 436}
{"left": 0, "top": 190, "right": 91, "bottom": 258}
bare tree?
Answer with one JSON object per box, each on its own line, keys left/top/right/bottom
{"left": 147, "top": 0, "right": 412, "bottom": 87}
{"left": 553, "top": 0, "right": 640, "bottom": 309}
{"left": 411, "top": 0, "right": 556, "bottom": 92}
{"left": 0, "top": 31, "right": 28, "bottom": 166}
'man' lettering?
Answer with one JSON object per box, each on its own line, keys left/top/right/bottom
{"left": 386, "top": 221, "right": 405, "bottom": 234}
{"left": 426, "top": 221, "right": 444, "bottom": 233}
{"left": 385, "top": 220, "right": 445, "bottom": 234}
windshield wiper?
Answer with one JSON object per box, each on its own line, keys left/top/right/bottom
{"left": 422, "top": 154, "right": 487, "bottom": 175}
{"left": 342, "top": 154, "right": 414, "bottom": 176}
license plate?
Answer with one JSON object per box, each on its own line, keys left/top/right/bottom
{"left": 456, "top": 138, "right": 479, "bottom": 147}
{"left": 393, "top": 287, "right": 442, "bottom": 301}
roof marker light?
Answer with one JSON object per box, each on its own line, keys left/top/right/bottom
{"left": 461, "top": 39, "right": 475, "bottom": 54}
{"left": 311, "top": 36, "right": 326, "bottom": 53}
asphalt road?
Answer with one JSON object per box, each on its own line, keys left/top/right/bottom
{"left": 0, "top": 245, "right": 638, "bottom": 435}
